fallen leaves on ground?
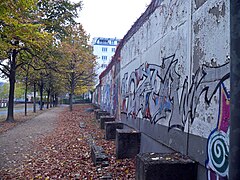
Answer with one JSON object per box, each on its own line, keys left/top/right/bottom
{"left": 0, "top": 104, "right": 136, "bottom": 179}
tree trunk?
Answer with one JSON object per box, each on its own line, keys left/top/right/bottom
{"left": 90, "top": 91, "right": 93, "bottom": 103}
{"left": 47, "top": 90, "right": 50, "bottom": 109}
{"left": 50, "top": 95, "right": 53, "bottom": 108}
{"left": 55, "top": 94, "right": 58, "bottom": 107}
{"left": 39, "top": 77, "right": 44, "bottom": 110}
{"left": 24, "top": 65, "right": 29, "bottom": 116}
{"left": 24, "top": 77, "right": 28, "bottom": 116}
{"left": 33, "top": 82, "right": 36, "bottom": 113}
{"left": 6, "top": 78, "right": 15, "bottom": 122}
{"left": 69, "top": 72, "right": 74, "bottom": 111}
{"left": 51, "top": 95, "right": 55, "bottom": 107}
{"left": 69, "top": 93, "right": 73, "bottom": 111}
{"left": 6, "top": 50, "right": 17, "bottom": 122}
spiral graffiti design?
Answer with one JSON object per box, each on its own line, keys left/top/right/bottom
{"left": 207, "top": 131, "right": 229, "bottom": 177}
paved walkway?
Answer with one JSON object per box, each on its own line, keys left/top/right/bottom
{"left": 0, "top": 107, "right": 65, "bottom": 169}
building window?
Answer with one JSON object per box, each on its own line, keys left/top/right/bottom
{"left": 102, "top": 47, "right": 107, "bottom": 52}
{"left": 102, "top": 56, "right": 107, "bottom": 61}
{"left": 99, "top": 39, "right": 108, "bottom": 44}
{"left": 111, "top": 40, "right": 115, "bottom": 45}
{"left": 112, "top": 48, "right": 115, "bottom": 52}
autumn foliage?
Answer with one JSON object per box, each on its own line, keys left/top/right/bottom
{"left": 0, "top": 0, "right": 96, "bottom": 121}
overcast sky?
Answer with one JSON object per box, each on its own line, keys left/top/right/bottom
{"left": 75, "top": 0, "right": 152, "bottom": 39}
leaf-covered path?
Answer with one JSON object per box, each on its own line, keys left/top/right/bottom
{"left": 0, "top": 107, "right": 60, "bottom": 170}
{"left": 0, "top": 104, "right": 135, "bottom": 179}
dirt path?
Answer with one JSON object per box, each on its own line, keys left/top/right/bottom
{"left": 0, "top": 106, "right": 65, "bottom": 170}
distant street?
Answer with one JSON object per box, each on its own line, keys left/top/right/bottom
{"left": 0, "top": 104, "right": 36, "bottom": 116}
{"left": 0, "top": 107, "right": 34, "bottom": 115}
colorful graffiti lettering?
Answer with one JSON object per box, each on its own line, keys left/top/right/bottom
{"left": 121, "top": 55, "right": 179, "bottom": 124}
{"left": 121, "top": 54, "right": 230, "bottom": 131}
{"left": 206, "top": 83, "right": 230, "bottom": 180}
{"left": 101, "top": 83, "right": 110, "bottom": 112}
{"left": 99, "top": 65, "right": 119, "bottom": 116}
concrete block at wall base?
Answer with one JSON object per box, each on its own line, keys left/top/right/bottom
{"left": 91, "top": 145, "right": 108, "bottom": 166}
{"left": 136, "top": 152, "right": 198, "bottom": 180}
{"left": 116, "top": 129, "right": 141, "bottom": 159}
{"left": 79, "top": 122, "right": 86, "bottom": 128}
{"left": 92, "top": 103, "right": 100, "bottom": 109}
{"left": 105, "top": 122, "right": 123, "bottom": 140}
{"left": 94, "top": 109, "right": 101, "bottom": 119}
{"left": 100, "top": 116, "right": 115, "bottom": 129}
{"left": 96, "top": 111, "right": 110, "bottom": 120}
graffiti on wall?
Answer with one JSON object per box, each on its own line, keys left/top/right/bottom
{"left": 100, "top": 65, "right": 119, "bottom": 116}
{"left": 111, "top": 67, "right": 118, "bottom": 116}
{"left": 121, "top": 54, "right": 230, "bottom": 131}
{"left": 102, "top": 83, "right": 110, "bottom": 112}
{"left": 113, "top": 78, "right": 119, "bottom": 116}
{"left": 206, "top": 83, "right": 229, "bottom": 180}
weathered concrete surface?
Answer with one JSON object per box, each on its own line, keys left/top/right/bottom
{"left": 100, "top": 116, "right": 115, "bottom": 129}
{"left": 105, "top": 122, "right": 123, "bottom": 140}
{"left": 136, "top": 153, "right": 198, "bottom": 180}
{"left": 94, "top": 0, "right": 230, "bottom": 179}
{"left": 91, "top": 144, "right": 108, "bottom": 166}
{"left": 116, "top": 129, "right": 141, "bottom": 159}
{"left": 96, "top": 111, "right": 110, "bottom": 120}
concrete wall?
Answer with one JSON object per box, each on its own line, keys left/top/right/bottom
{"left": 100, "top": 65, "right": 115, "bottom": 114}
{"left": 97, "top": 0, "right": 230, "bottom": 179}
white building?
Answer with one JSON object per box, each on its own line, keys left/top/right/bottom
{"left": 91, "top": 37, "right": 120, "bottom": 83}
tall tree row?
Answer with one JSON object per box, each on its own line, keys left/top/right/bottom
{"left": 0, "top": 0, "right": 96, "bottom": 121}
{"left": 59, "top": 25, "right": 96, "bottom": 111}
{"left": 0, "top": 0, "right": 52, "bottom": 122}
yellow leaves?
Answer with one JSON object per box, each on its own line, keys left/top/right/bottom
{"left": 0, "top": 0, "right": 37, "bottom": 23}
{"left": 16, "top": 0, "right": 37, "bottom": 11}
{"left": 74, "top": 86, "right": 88, "bottom": 95}
{"left": 35, "top": 174, "right": 43, "bottom": 179}
{"left": 0, "top": 0, "right": 53, "bottom": 54}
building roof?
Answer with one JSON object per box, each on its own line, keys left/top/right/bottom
{"left": 92, "top": 37, "right": 120, "bottom": 46}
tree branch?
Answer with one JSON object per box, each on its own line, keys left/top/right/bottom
{"left": 0, "top": 63, "right": 10, "bottom": 74}
{"left": 0, "top": 68, "right": 10, "bottom": 78}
